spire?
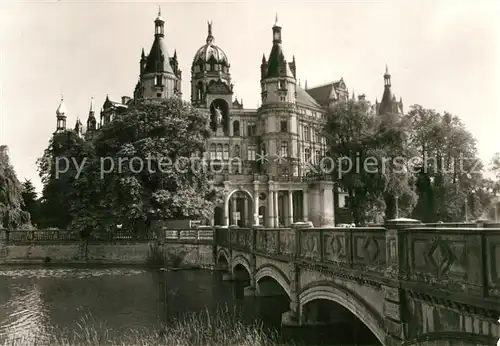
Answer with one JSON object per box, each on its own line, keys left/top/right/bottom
{"left": 262, "top": 54, "right": 266, "bottom": 63}
{"left": 272, "top": 13, "right": 282, "bottom": 43}
{"left": 173, "top": 49, "right": 177, "bottom": 59}
{"left": 206, "top": 20, "right": 214, "bottom": 44}
{"left": 56, "top": 95, "right": 67, "bottom": 116}
{"left": 274, "top": 13, "right": 279, "bottom": 27}
{"left": 141, "top": 48, "right": 145, "bottom": 59}
{"left": 305, "top": 79, "right": 308, "bottom": 90}
{"left": 89, "top": 97, "right": 95, "bottom": 114}
{"left": 384, "top": 64, "right": 391, "bottom": 87}
{"left": 154, "top": 6, "right": 165, "bottom": 37}
{"left": 352, "top": 90, "right": 355, "bottom": 100}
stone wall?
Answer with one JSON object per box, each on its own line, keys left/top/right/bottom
{"left": 0, "top": 241, "right": 215, "bottom": 268}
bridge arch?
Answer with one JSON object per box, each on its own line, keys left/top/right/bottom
{"left": 255, "top": 265, "right": 291, "bottom": 299}
{"left": 231, "top": 255, "right": 252, "bottom": 278}
{"left": 216, "top": 248, "right": 230, "bottom": 269}
{"left": 299, "top": 281, "right": 386, "bottom": 346}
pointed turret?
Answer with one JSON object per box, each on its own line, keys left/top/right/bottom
{"left": 378, "top": 65, "right": 403, "bottom": 116}
{"left": 138, "top": 8, "right": 180, "bottom": 99}
{"left": 55, "top": 95, "right": 67, "bottom": 132}
{"left": 86, "top": 97, "right": 97, "bottom": 133}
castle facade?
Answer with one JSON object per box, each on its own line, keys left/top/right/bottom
{"left": 54, "top": 10, "right": 404, "bottom": 227}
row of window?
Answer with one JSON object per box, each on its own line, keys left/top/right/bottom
{"left": 301, "top": 125, "right": 325, "bottom": 144}
{"left": 230, "top": 120, "right": 257, "bottom": 137}
{"left": 208, "top": 142, "right": 323, "bottom": 165}
{"left": 193, "top": 64, "right": 229, "bottom": 74}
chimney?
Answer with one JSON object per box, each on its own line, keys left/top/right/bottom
{"left": 121, "top": 96, "right": 131, "bottom": 105}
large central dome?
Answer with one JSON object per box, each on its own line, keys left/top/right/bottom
{"left": 192, "top": 22, "right": 229, "bottom": 66}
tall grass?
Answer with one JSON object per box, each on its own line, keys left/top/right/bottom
{"left": 1, "top": 306, "right": 286, "bottom": 346}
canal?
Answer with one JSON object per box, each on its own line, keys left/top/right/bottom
{"left": 0, "top": 267, "right": 380, "bottom": 345}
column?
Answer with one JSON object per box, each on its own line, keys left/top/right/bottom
{"left": 273, "top": 189, "right": 279, "bottom": 227}
{"left": 224, "top": 198, "right": 230, "bottom": 226}
{"left": 303, "top": 189, "right": 309, "bottom": 222}
{"left": 243, "top": 197, "right": 249, "bottom": 227}
{"left": 268, "top": 190, "right": 275, "bottom": 228}
{"left": 319, "top": 188, "right": 325, "bottom": 227}
{"left": 232, "top": 198, "right": 237, "bottom": 226}
{"left": 288, "top": 190, "right": 294, "bottom": 226}
{"left": 253, "top": 182, "right": 259, "bottom": 226}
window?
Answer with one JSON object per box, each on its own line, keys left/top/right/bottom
{"left": 280, "top": 141, "right": 288, "bottom": 158}
{"left": 280, "top": 119, "right": 288, "bottom": 132}
{"left": 223, "top": 144, "right": 229, "bottom": 160}
{"left": 210, "top": 144, "right": 216, "bottom": 159}
{"left": 280, "top": 96, "right": 285, "bottom": 102}
{"left": 233, "top": 145, "right": 240, "bottom": 158}
{"left": 248, "top": 144, "right": 256, "bottom": 161}
{"left": 304, "top": 148, "right": 311, "bottom": 163}
{"left": 156, "top": 93, "right": 162, "bottom": 98}
{"left": 315, "top": 150, "right": 321, "bottom": 164}
{"left": 261, "top": 143, "right": 267, "bottom": 156}
{"left": 344, "top": 196, "right": 350, "bottom": 208}
{"left": 233, "top": 121, "right": 240, "bottom": 136}
{"left": 216, "top": 144, "right": 223, "bottom": 160}
{"left": 304, "top": 126, "right": 310, "bottom": 141}
{"left": 155, "top": 75, "right": 162, "bottom": 86}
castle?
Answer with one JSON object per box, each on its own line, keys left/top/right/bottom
{"left": 54, "top": 10, "right": 404, "bottom": 228}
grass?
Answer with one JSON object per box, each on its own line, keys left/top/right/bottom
{"left": 1, "top": 306, "right": 286, "bottom": 346}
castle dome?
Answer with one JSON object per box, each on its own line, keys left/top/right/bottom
{"left": 56, "top": 96, "right": 67, "bottom": 116}
{"left": 192, "top": 21, "right": 229, "bottom": 67}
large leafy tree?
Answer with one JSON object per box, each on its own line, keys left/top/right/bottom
{"left": 37, "top": 130, "right": 94, "bottom": 228}
{"left": 90, "top": 98, "right": 223, "bottom": 233}
{"left": 323, "top": 99, "right": 390, "bottom": 225}
{"left": 0, "top": 146, "right": 31, "bottom": 229}
{"left": 406, "top": 106, "right": 488, "bottom": 221}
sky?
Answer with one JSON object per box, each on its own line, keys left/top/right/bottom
{"left": 0, "top": 0, "right": 499, "bottom": 194}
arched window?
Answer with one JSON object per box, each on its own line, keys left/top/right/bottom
{"left": 233, "top": 120, "right": 240, "bottom": 136}
{"left": 216, "top": 144, "right": 223, "bottom": 160}
{"left": 304, "top": 148, "right": 311, "bottom": 163}
{"left": 233, "top": 145, "right": 240, "bottom": 158}
{"left": 223, "top": 144, "right": 229, "bottom": 160}
{"left": 210, "top": 144, "right": 216, "bottom": 159}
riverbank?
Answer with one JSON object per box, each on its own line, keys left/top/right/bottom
{"left": 2, "top": 308, "right": 283, "bottom": 346}
{"left": 0, "top": 241, "right": 216, "bottom": 269}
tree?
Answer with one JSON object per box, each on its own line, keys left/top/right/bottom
{"left": 0, "top": 145, "right": 31, "bottom": 229}
{"left": 37, "top": 130, "right": 92, "bottom": 228}
{"left": 323, "top": 99, "right": 385, "bottom": 225}
{"left": 406, "top": 106, "right": 488, "bottom": 222}
{"left": 21, "top": 179, "right": 39, "bottom": 226}
{"left": 88, "top": 98, "right": 224, "bottom": 234}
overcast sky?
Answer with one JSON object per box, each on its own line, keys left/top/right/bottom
{"left": 0, "top": 0, "right": 499, "bottom": 193}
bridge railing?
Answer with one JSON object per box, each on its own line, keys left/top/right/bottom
{"left": 215, "top": 223, "right": 500, "bottom": 311}
{"left": 0, "top": 228, "right": 215, "bottom": 244}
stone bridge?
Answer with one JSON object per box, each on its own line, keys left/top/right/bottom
{"left": 214, "top": 219, "right": 500, "bottom": 346}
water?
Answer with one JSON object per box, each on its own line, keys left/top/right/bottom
{"left": 0, "top": 267, "right": 378, "bottom": 345}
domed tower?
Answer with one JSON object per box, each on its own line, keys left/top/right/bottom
{"left": 55, "top": 95, "right": 67, "bottom": 133}
{"left": 135, "top": 7, "right": 181, "bottom": 100}
{"left": 258, "top": 14, "right": 299, "bottom": 178}
{"left": 191, "top": 21, "right": 232, "bottom": 135}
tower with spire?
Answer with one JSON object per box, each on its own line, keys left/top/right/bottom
{"left": 133, "top": 7, "right": 182, "bottom": 100}
{"left": 375, "top": 65, "right": 404, "bottom": 117}
{"left": 259, "top": 14, "right": 300, "bottom": 178}
{"left": 55, "top": 96, "right": 67, "bottom": 133}
{"left": 85, "top": 97, "right": 97, "bottom": 138}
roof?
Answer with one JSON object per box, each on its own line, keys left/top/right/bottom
{"left": 296, "top": 86, "right": 322, "bottom": 110}
{"left": 193, "top": 43, "right": 228, "bottom": 66}
{"left": 143, "top": 36, "right": 174, "bottom": 75}
{"left": 265, "top": 44, "right": 293, "bottom": 78}
{"left": 306, "top": 79, "right": 346, "bottom": 106}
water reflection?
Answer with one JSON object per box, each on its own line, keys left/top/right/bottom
{"left": 0, "top": 267, "right": 380, "bottom": 345}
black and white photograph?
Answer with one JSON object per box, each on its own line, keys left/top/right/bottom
{"left": 0, "top": 0, "right": 499, "bottom": 345}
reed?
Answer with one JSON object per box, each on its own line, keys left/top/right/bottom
{"left": 1, "top": 306, "right": 287, "bottom": 346}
